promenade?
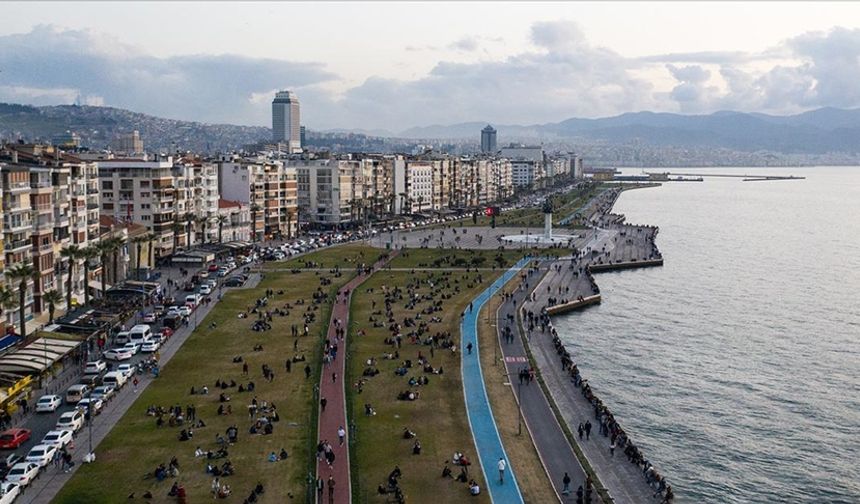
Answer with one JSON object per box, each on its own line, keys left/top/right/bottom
{"left": 315, "top": 253, "right": 396, "bottom": 504}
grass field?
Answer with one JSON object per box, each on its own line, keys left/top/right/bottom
{"left": 279, "top": 244, "right": 385, "bottom": 270}
{"left": 346, "top": 269, "right": 498, "bottom": 503}
{"left": 477, "top": 277, "right": 557, "bottom": 504}
{"left": 55, "top": 270, "right": 351, "bottom": 504}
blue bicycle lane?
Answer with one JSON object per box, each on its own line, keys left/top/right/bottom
{"left": 460, "top": 256, "right": 531, "bottom": 504}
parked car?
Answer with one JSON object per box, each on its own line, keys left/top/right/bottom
{"left": 78, "top": 374, "right": 101, "bottom": 388}
{"left": 140, "top": 340, "right": 160, "bottom": 353}
{"left": 104, "top": 348, "right": 134, "bottom": 361}
{"left": 25, "top": 444, "right": 58, "bottom": 468}
{"left": 207, "top": 263, "right": 219, "bottom": 272}
{"left": 3, "top": 462, "right": 38, "bottom": 487}
{"left": 114, "top": 331, "right": 131, "bottom": 345}
{"left": 0, "top": 455, "right": 21, "bottom": 480}
{"left": 199, "top": 285, "right": 212, "bottom": 295}
{"left": 0, "top": 481, "right": 20, "bottom": 503}
{"left": 40, "top": 430, "right": 73, "bottom": 449}
{"left": 116, "top": 363, "right": 135, "bottom": 379}
{"left": 121, "top": 342, "right": 141, "bottom": 355}
{"left": 84, "top": 360, "right": 107, "bottom": 375}
{"left": 0, "top": 429, "right": 30, "bottom": 450}
{"left": 90, "top": 385, "right": 116, "bottom": 402}
{"left": 65, "top": 384, "right": 89, "bottom": 404}
{"left": 142, "top": 312, "right": 157, "bottom": 323}
{"left": 35, "top": 395, "right": 62, "bottom": 413}
{"left": 55, "top": 410, "right": 84, "bottom": 433}
{"left": 76, "top": 397, "right": 104, "bottom": 416}
{"left": 158, "top": 327, "right": 174, "bottom": 339}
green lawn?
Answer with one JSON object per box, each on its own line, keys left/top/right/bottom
{"left": 278, "top": 244, "right": 385, "bottom": 270}
{"left": 387, "top": 248, "right": 527, "bottom": 269}
{"left": 346, "top": 268, "right": 498, "bottom": 503}
{"left": 55, "top": 270, "right": 351, "bottom": 504}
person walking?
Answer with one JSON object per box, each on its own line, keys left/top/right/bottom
{"left": 497, "top": 457, "right": 506, "bottom": 484}
{"left": 133, "top": 376, "right": 139, "bottom": 393}
{"left": 467, "top": 342, "right": 473, "bottom": 355}
{"left": 328, "top": 475, "right": 336, "bottom": 504}
{"left": 610, "top": 439, "right": 616, "bottom": 457}
{"left": 337, "top": 426, "right": 346, "bottom": 446}
{"left": 320, "top": 397, "right": 327, "bottom": 413}
{"left": 316, "top": 477, "right": 324, "bottom": 500}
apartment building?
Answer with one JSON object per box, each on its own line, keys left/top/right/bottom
{"left": 405, "top": 160, "right": 433, "bottom": 214}
{"left": 289, "top": 158, "right": 364, "bottom": 227}
{"left": 173, "top": 157, "right": 220, "bottom": 245}
{"left": 0, "top": 145, "right": 98, "bottom": 334}
{"left": 218, "top": 156, "right": 297, "bottom": 240}
{"left": 217, "top": 199, "right": 251, "bottom": 242}
{"left": 98, "top": 157, "right": 177, "bottom": 258}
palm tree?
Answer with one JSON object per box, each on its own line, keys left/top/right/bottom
{"left": 6, "top": 262, "right": 35, "bottom": 337}
{"left": 96, "top": 239, "right": 114, "bottom": 298}
{"left": 42, "top": 290, "right": 63, "bottom": 324}
{"left": 132, "top": 233, "right": 154, "bottom": 280}
{"left": 172, "top": 222, "right": 184, "bottom": 252}
{"left": 60, "top": 244, "right": 81, "bottom": 309}
{"left": 146, "top": 233, "right": 155, "bottom": 269}
{"left": 196, "top": 215, "right": 209, "bottom": 245}
{"left": 284, "top": 210, "right": 294, "bottom": 240}
{"left": 184, "top": 213, "right": 194, "bottom": 247}
{"left": 104, "top": 236, "right": 125, "bottom": 284}
{"left": 0, "top": 285, "right": 18, "bottom": 335}
{"left": 217, "top": 215, "right": 228, "bottom": 243}
{"left": 417, "top": 195, "right": 425, "bottom": 215}
{"left": 250, "top": 204, "right": 261, "bottom": 243}
{"left": 80, "top": 246, "right": 99, "bottom": 305}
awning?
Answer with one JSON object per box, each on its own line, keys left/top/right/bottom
{"left": 0, "top": 337, "right": 82, "bottom": 376}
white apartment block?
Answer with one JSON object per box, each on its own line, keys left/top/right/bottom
{"left": 218, "top": 156, "right": 297, "bottom": 240}
{"left": 290, "top": 158, "right": 363, "bottom": 227}
{"left": 405, "top": 161, "right": 433, "bottom": 214}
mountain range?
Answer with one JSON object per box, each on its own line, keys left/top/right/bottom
{"left": 398, "top": 107, "right": 860, "bottom": 154}
{"left": 2, "top": 102, "right": 860, "bottom": 155}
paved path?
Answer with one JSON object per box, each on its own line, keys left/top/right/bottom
{"left": 19, "top": 273, "right": 262, "bottom": 504}
{"left": 460, "top": 257, "right": 530, "bottom": 504}
{"left": 315, "top": 254, "right": 396, "bottom": 504}
{"left": 495, "top": 275, "right": 588, "bottom": 502}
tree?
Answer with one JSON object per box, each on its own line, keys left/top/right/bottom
{"left": 250, "top": 204, "right": 261, "bottom": 243}
{"left": 6, "top": 262, "right": 35, "bottom": 337}
{"left": 172, "top": 222, "right": 184, "bottom": 252}
{"left": 417, "top": 195, "right": 424, "bottom": 215}
{"left": 80, "top": 246, "right": 99, "bottom": 305}
{"left": 196, "top": 215, "right": 209, "bottom": 245}
{"left": 42, "top": 290, "right": 63, "bottom": 324}
{"left": 285, "top": 210, "right": 293, "bottom": 240}
{"left": 96, "top": 239, "right": 114, "bottom": 298}
{"left": 0, "top": 285, "right": 18, "bottom": 334}
{"left": 60, "top": 244, "right": 81, "bottom": 309}
{"left": 184, "top": 213, "right": 194, "bottom": 246}
{"left": 217, "top": 215, "right": 228, "bottom": 243}
{"left": 131, "top": 234, "right": 153, "bottom": 281}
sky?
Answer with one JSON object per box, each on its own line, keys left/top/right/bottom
{"left": 4, "top": 1, "right": 860, "bottom": 132}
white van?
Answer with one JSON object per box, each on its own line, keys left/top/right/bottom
{"left": 101, "top": 371, "right": 127, "bottom": 390}
{"left": 128, "top": 324, "right": 153, "bottom": 345}
{"left": 114, "top": 331, "right": 131, "bottom": 345}
{"left": 65, "top": 384, "right": 89, "bottom": 404}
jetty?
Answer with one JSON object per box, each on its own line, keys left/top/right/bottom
{"left": 646, "top": 171, "right": 804, "bottom": 181}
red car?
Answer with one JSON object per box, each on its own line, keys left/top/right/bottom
{"left": 207, "top": 263, "right": 219, "bottom": 272}
{"left": 0, "top": 428, "right": 31, "bottom": 449}
{"left": 159, "top": 327, "right": 174, "bottom": 339}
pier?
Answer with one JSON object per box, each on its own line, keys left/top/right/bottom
{"left": 646, "top": 171, "right": 804, "bottom": 181}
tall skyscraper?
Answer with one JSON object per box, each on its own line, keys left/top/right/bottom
{"left": 272, "top": 91, "right": 302, "bottom": 153}
{"left": 481, "top": 124, "right": 497, "bottom": 153}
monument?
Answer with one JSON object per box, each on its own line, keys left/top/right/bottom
{"left": 501, "top": 197, "right": 577, "bottom": 246}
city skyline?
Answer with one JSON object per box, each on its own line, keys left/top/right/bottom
{"left": 4, "top": 2, "right": 860, "bottom": 131}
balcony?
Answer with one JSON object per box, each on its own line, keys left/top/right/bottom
{"left": 4, "top": 238, "right": 31, "bottom": 253}
{"left": 87, "top": 203, "right": 99, "bottom": 210}
{"left": 6, "top": 181, "right": 30, "bottom": 193}
{"left": 3, "top": 219, "right": 31, "bottom": 233}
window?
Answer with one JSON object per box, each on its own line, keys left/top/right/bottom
{"left": 102, "top": 181, "right": 113, "bottom": 190}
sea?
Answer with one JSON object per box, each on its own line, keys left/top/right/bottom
{"left": 553, "top": 167, "right": 860, "bottom": 503}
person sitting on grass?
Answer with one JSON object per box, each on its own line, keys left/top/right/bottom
{"left": 402, "top": 427, "right": 416, "bottom": 439}
{"left": 469, "top": 479, "right": 481, "bottom": 496}
{"left": 441, "top": 463, "right": 452, "bottom": 478}
{"left": 412, "top": 439, "right": 421, "bottom": 455}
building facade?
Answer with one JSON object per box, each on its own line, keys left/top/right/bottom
{"left": 272, "top": 91, "right": 302, "bottom": 153}
{"left": 481, "top": 125, "right": 497, "bottom": 154}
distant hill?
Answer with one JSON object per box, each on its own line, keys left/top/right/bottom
{"left": 0, "top": 103, "right": 270, "bottom": 152}
{"left": 398, "top": 108, "right": 860, "bottom": 154}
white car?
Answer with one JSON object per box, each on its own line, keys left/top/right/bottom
{"left": 55, "top": 410, "right": 84, "bottom": 432}
{"left": 177, "top": 306, "right": 192, "bottom": 317}
{"left": 142, "top": 312, "right": 157, "bottom": 323}
{"left": 35, "top": 395, "right": 62, "bottom": 413}
{"left": 121, "top": 342, "right": 141, "bottom": 355}
{"left": 41, "top": 430, "right": 73, "bottom": 449}
{"left": 25, "top": 444, "right": 58, "bottom": 468}
{"left": 199, "top": 285, "right": 212, "bottom": 295}
{"left": 90, "top": 385, "right": 116, "bottom": 402}
{"left": 3, "top": 463, "right": 38, "bottom": 487}
{"left": 0, "top": 481, "right": 20, "bottom": 504}
{"left": 140, "top": 340, "right": 160, "bottom": 353}
{"left": 76, "top": 397, "right": 104, "bottom": 416}
{"left": 116, "top": 364, "right": 135, "bottom": 379}
{"left": 104, "top": 348, "right": 133, "bottom": 361}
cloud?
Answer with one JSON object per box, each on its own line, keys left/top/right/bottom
{"left": 0, "top": 25, "right": 336, "bottom": 125}
{"left": 5, "top": 23, "right": 860, "bottom": 131}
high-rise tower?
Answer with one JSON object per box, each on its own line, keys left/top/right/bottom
{"left": 481, "top": 124, "right": 497, "bottom": 154}
{"left": 272, "top": 91, "right": 301, "bottom": 153}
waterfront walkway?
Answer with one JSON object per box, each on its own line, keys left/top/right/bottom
{"left": 495, "top": 273, "right": 589, "bottom": 502}
{"left": 461, "top": 258, "right": 530, "bottom": 504}
{"left": 315, "top": 254, "right": 396, "bottom": 504}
